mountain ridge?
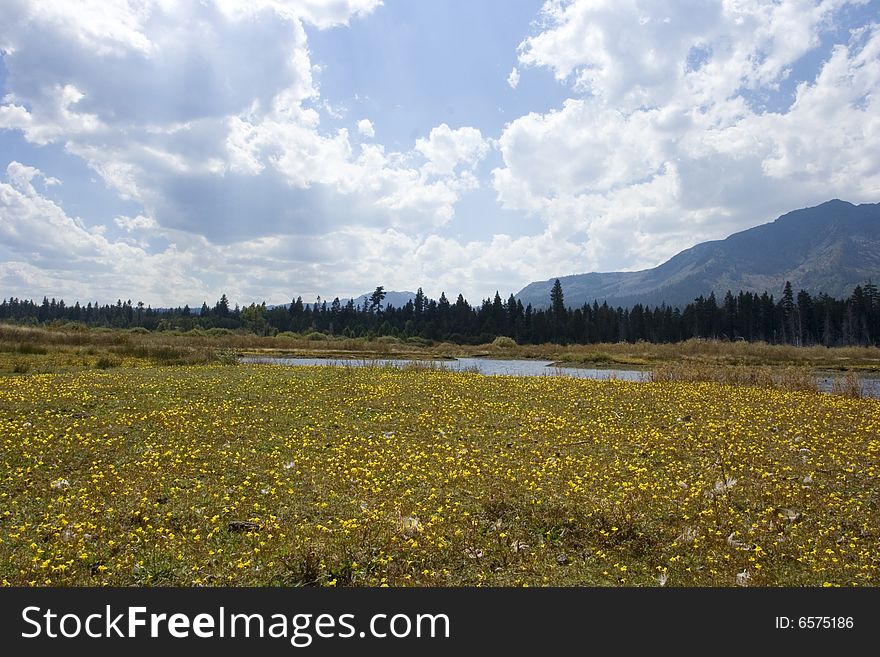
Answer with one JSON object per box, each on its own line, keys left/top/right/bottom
{"left": 516, "top": 200, "right": 880, "bottom": 309}
{"left": 348, "top": 290, "right": 417, "bottom": 310}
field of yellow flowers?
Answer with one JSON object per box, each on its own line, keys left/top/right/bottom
{"left": 1, "top": 363, "right": 877, "bottom": 586}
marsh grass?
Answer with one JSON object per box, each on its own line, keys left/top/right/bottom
{"left": 0, "top": 324, "right": 226, "bottom": 370}
{"left": 831, "top": 370, "right": 863, "bottom": 398}
{"left": 2, "top": 323, "right": 879, "bottom": 389}
{"left": 400, "top": 360, "right": 453, "bottom": 372}
{"left": 649, "top": 362, "right": 819, "bottom": 393}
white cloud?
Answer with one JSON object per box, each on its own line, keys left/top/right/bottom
{"left": 5, "top": 161, "right": 46, "bottom": 195}
{"left": 757, "top": 28, "right": 880, "bottom": 187}
{"left": 0, "top": 1, "right": 551, "bottom": 303}
{"left": 414, "top": 123, "right": 491, "bottom": 177}
{"left": 0, "top": 0, "right": 155, "bottom": 57}
{"left": 0, "top": 84, "right": 104, "bottom": 146}
{"left": 357, "top": 118, "right": 376, "bottom": 138}
{"left": 517, "top": 0, "right": 865, "bottom": 110}
{"left": 215, "top": 0, "right": 384, "bottom": 29}
{"left": 0, "top": 161, "right": 579, "bottom": 304}
{"left": 288, "top": 0, "right": 384, "bottom": 28}
{"left": 114, "top": 214, "right": 159, "bottom": 232}
{"left": 507, "top": 67, "right": 520, "bottom": 89}
{"left": 495, "top": 99, "right": 669, "bottom": 202}
{"left": 1, "top": 161, "right": 172, "bottom": 286}
{"left": 0, "top": 0, "right": 485, "bottom": 243}
{"left": 493, "top": 0, "right": 880, "bottom": 274}
{"left": 0, "top": 2, "right": 317, "bottom": 126}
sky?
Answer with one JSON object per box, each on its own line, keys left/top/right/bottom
{"left": 1, "top": 0, "right": 879, "bottom": 307}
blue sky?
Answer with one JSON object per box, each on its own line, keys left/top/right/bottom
{"left": 305, "top": 0, "right": 568, "bottom": 242}
{"left": 1, "top": 0, "right": 879, "bottom": 306}
{"left": 307, "top": 1, "right": 567, "bottom": 145}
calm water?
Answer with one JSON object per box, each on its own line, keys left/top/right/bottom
{"left": 240, "top": 355, "right": 880, "bottom": 398}
{"left": 240, "top": 356, "right": 646, "bottom": 381}
{"left": 816, "top": 376, "right": 880, "bottom": 398}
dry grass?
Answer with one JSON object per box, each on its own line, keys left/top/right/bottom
{"left": 551, "top": 339, "right": 880, "bottom": 370}
{"left": 831, "top": 371, "right": 863, "bottom": 399}
{"left": 648, "top": 362, "right": 820, "bottom": 394}
{"left": 2, "top": 323, "right": 879, "bottom": 382}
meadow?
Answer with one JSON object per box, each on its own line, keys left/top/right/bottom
{"left": 1, "top": 351, "right": 877, "bottom": 586}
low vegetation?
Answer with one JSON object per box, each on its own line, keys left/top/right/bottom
{"left": 648, "top": 362, "right": 820, "bottom": 393}
{"left": 1, "top": 361, "right": 877, "bottom": 587}
{"left": 2, "top": 323, "right": 880, "bottom": 374}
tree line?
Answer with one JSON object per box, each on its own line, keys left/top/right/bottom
{"left": 1, "top": 280, "right": 878, "bottom": 346}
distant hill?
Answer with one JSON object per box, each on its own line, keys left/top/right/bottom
{"left": 346, "top": 290, "right": 417, "bottom": 310}
{"left": 516, "top": 200, "right": 880, "bottom": 309}
{"left": 267, "top": 290, "right": 416, "bottom": 311}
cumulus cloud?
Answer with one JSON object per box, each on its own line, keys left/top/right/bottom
{"left": 0, "top": 0, "right": 486, "bottom": 244}
{"left": 0, "top": 161, "right": 185, "bottom": 294}
{"left": 0, "top": 1, "right": 316, "bottom": 126}
{"left": 493, "top": 0, "right": 880, "bottom": 273}
{"left": 516, "top": 0, "right": 861, "bottom": 110}
{"left": 5, "top": 161, "right": 53, "bottom": 194}
{"left": 356, "top": 118, "right": 376, "bottom": 138}
{"left": 0, "top": 161, "right": 572, "bottom": 304}
{"left": 414, "top": 123, "right": 491, "bottom": 177}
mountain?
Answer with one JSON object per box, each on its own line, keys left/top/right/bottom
{"left": 269, "top": 290, "right": 416, "bottom": 311}
{"left": 348, "top": 290, "right": 417, "bottom": 310}
{"left": 516, "top": 200, "right": 880, "bottom": 309}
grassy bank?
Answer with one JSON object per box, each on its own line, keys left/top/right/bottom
{"left": 1, "top": 363, "right": 877, "bottom": 586}
{"left": 3, "top": 323, "right": 880, "bottom": 374}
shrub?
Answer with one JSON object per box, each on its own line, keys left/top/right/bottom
{"left": 128, "top": 327, "right": 150, "bottom": 334}
{"left": 305, "top": 332, "right": 327, "bottom": 341}
{"left": 832, "top": 371, "right": 862, "bottom": 398}
{"left": 491, "top": 336, "right": 517, "bottom": 348}
{"left": 215, "top": 349, "right": 240, "bottom": 365}
{"left": 206, "top": 328, "right": 234, "bottom": 337}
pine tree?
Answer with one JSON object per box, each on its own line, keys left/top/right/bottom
{"left": 215, "top": 294, "right": 230, "bottom": 317}
{"left": 414, "top": 288, "right": 425, "bottom": 317}
{"left": 369, "top": 286, "right": 386, "bottom": 312}
{"left": 781, "top": 281, "right": 796, "bottom": 344}
{"left": 550, "top": 279, "right": 565, "bottom": 318}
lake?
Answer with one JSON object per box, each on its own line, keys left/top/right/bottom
{"left": 240, "top": 355, "right": 880, "bottom": 397}
{"left": 240, "top": 356, "right": 645, "bottom": 380}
